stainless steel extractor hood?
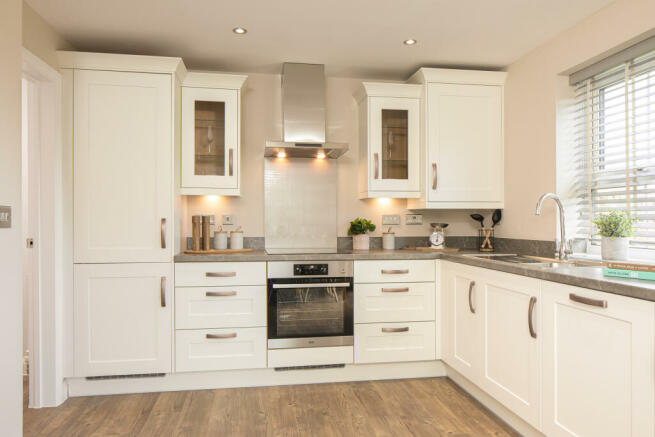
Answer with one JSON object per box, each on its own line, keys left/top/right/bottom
{"left": 265, "top": 63, "right": 348, "bottom": 159}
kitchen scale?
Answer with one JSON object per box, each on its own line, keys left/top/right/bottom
{"left": 429, "top": 223, "right": 449, "bottom": 249}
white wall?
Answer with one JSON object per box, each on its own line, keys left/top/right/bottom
{"left": 0, "top": 0, "right": 23, "bottom": 434}
{"left": 500, "top": 0, "right": 655, "bottom": 241}
{"left": 22, "top": 2, "right": 72, "bottom": 70}
{"left": 182, "top": 73, "right": 488, "bottom": 241}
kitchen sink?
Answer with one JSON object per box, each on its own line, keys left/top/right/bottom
{"left": 464, "top": 253, "right": 602, "bottom": 269}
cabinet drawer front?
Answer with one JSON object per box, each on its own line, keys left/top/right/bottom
{"left": 355, "top": 321, "right": 436, "bottom": 364}
{"left": 175, "top": 286, "right": 266, "bottom": 329}
{"left": 354, "top": 260, "right": 435, "bottom": 283}
{"left": 355, "top": 282, "right": 435, "bottom": 323}
{"left": 175, "top": 262, "right": 266, "bottom": 286}
{"left": 175, "top": 327, "right": 267, "bottom": 372}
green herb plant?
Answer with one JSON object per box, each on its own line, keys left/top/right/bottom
{"left": 592, "top": 211, "right": 634, "bottom": 239}
{"left": 348, "top": 218, "right": 376, "bottom": 235}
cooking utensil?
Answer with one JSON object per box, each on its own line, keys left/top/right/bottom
{"left": 470, "top": 214, "right": 485, "bottom": 228}
{"left": 491, "top": 209, "right": 502, "bottom": 228}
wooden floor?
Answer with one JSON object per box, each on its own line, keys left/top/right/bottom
{"left": 24, "top": 377, "right": 519, "bottom": 437}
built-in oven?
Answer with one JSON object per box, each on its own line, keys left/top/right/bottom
{"left": 267, "top": 261, "right": 353, "bottom": 349}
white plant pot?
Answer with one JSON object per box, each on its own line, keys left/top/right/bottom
{"left": 352, "top": 234, "right": 370, "bottom": 251}
{"left": 601, "top": 237, "right": 630, "bottom": 261}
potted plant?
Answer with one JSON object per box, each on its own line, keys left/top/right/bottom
{"left": 592, "top": 211, "right": 633, "bottom": 261}
{"left": 348, "top": 218, "right": 376, "bottom": 251}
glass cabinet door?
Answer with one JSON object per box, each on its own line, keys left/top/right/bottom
{"left": 369, "top": 96, "right": 419, "bottom": 194}
{"left": 182, "top": 87, "right": 238, "bottom": 191}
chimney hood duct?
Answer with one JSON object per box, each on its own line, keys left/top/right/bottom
{"left": 265, "top": 63, "right": 348, "bottom": 159}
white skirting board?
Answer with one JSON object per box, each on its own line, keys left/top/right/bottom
{"left": 445, "top": 364, "right": 545, "bottom": 437}
{"left": 67, "top": 360, "right": 446, "bottom": 397}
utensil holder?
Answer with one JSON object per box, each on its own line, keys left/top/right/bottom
{"left": 478, "top": 228, "right": 495, "bottom": 252}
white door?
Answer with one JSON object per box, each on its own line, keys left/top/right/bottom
{"left": 74, "top": 263, "right": 172, "bottom": 377}
{"left": 441, "top": 262, "right": 483, "bottom": 383}
{"left": 479, "top": 270, "right": 541, "bottom": 429}
{"left": 181, "top": 87, "right": 238, "bottom": 190}
{"left": 74, "top": 70, "right": 172, "bottom": 263}
{"left": 542, "top": 282, "right": 654, "bottom": 437}
{"left": 427, "top": 83, "right": 502, "bottom": 204}
{"left": 368, "top": 96, "right": 419, "bottom": 194}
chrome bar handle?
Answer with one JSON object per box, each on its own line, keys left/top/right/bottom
{"left": 381, "top": 269, "right": 409, "bottom": 275}
{"left": 528, "top": 296, "right": 537, "bottom": 339}
{"left": 374, "top": 153, "right": 379, "bottom": 179}
{"left": 206, "top": 291, "right": 237, "bottom": 297}
{"left": 381, "top": 287, "right": 410, "bottom": 293}
{"left": 160, "top": 276, "right": 166, "bottom": 307}
{"left": 206, "top": 333, "right": 237, "bottom": 339}
{"left": 468, "top": 280, "right": 476, "bottom": 314}
{"left": 229, "top": 148, "right": 234, "bottom": 176}
{"left": 160, "top": 218, "right": 166, "bottom": 249}
{"left": 206, "top": 272, "right": 237, "bottom": 278}
{"left": 432, "top": 163, "right": 437, "bottom": 190}
{"left": 569, "top": 293, "right": 607, "bottom": 308}
{"left": 273, "top": 283, "right": 351, "bottom": 289}
{"left": 381, "top": 327, "right": 409, "bottom": 333}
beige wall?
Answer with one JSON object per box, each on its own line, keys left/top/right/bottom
{"left": 22, "top": 2, "right": 72, "bottom": 69}
{"left": 0, "top": 0, "right": 23, "bottom": 433}
{"left": 500, "top": 0, "right": 655, "bottom": 241}
{"left": 183, "top": 73, "right": 487, "bottom": 241}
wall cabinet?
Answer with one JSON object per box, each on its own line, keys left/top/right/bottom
{"left": 355, "top": 83, "right": 422, "bottom": 198}
{"left": 180, "top": 72, "right": 247, "bottom": 196}
{"left": 74, "top": 263, "right": 172, "bottom": 377}
{"left": 541, "top": 282, "right": 654, "bottom": 437}
{"left": 408, "top": 68, "right": 506, "bottom": 209}
{"left": 73, "top": 69, "right": 173, "bottom": 263}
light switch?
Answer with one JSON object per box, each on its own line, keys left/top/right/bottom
{"left": 0, "top": 205, "right": 11, "bottom": 228}
{"left": 382, "top": 214, "right": 401, "bottom": 225}
{"left": 222, "top": 214, "right": 234, "bottom": 225}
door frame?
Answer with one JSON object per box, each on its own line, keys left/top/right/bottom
{"left": 22, "top": 48, "right": 67, "bottom": 407}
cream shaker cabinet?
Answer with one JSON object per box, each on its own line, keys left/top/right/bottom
{"left": 355, "top": 83, "right": 422, "bottom": 198}
{"left": 72, "top": 68, "right": 173, "bottom": 263}
{"left": 541, "top": 282, "right": 654, "bottom": 437}
{"left": 441, "top": 262, "right": 542, "bottom": 430}
{"left": 180, "top": 72, "right": 247, "bottom": 196}
{"left": 74, "top": 263, "right": 173, "bottom": 377}
{"left": 408, "top": 68, "right": 506, "bottom": 209}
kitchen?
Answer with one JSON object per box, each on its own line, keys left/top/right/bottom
{"left": 3, "top": 0, "right": 655, "bottom": 436}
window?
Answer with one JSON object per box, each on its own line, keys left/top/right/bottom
{"left": 572, "top": 48, "right": 655, "bottom": 250}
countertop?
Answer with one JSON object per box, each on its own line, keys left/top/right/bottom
{"left": 174, "top": 249, "right": 655, "bottom": 302}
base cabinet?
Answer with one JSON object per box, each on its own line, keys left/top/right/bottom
{"left": 542, "top": 282, "right": 655, "bottom": 437}
{"left": 355, "top": 321, "right": 436, "bottom": 364}
{"left": 74, "top": 263, "right": 172, "bottom": 377}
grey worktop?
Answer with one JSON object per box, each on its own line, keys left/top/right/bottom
{"left": 174, "top": 249, "right": 655, "bottom": 302}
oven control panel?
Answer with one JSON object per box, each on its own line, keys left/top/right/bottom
{"left": 293, "top": 264, "right": 329, "bottom": 276}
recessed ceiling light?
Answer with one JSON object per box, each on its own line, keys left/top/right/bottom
{"left": 233, "top": 27, "right": 247, "bottom": 35}
{"left": 403, "top": 39, "right": 417, "bottom": 46}
{"left": 316, "top": 152, "right": 326, "bottom": 160}
{"left": 277, "top": 151, "right": 287, "bottom": 159}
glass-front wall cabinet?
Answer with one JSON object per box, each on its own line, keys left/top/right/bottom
{"left": 181, "top": 73, "right": 246, "bottom": 196}
{"left": 356, "top": 83, "right": 420, "bottom": 198}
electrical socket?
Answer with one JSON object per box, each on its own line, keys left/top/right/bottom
{"left": 405, "top": 214, "right": 423, "bottom": 225}
{"left": 382, "top": 214, "right": 401, "bottom": 225}
{"left": 222, "top": 214, "right": 234, "bottom": 225}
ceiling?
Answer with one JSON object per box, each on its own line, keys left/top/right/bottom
{"left": 27, "top": 0, "right": 615, "bottom": 79}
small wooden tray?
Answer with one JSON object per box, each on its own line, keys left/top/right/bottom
{"left": 401, "top": 247, "right": 461, "bottom": 253}
{"left": 184, "top": 248, "right": 254, "bottom": 255}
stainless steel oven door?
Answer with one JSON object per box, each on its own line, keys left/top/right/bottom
{"left": 267, "top": 279, "right": 353, "bottom": 349}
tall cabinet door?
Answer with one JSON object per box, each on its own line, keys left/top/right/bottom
{"left": 74, "top": 70, "right": 172, "bottom": 263}
{"left": 368, "top": 96, "right": 419, "bottom": 194}
{"left": 441, "top": 262, "right": 483, "bottom": 383}
{"left": 74, "top": 263, "right": 172, "bottom": 377}
{"left": 181, "top": 87, "right": 238, "bottom": 191}
{"left": 427, "top": 83, "right": 502, "bottom": 204}
{"left": 542, "top": 282, "right": 654, "bottom": 437}
{"left": 479, "top": 270, "right": 541, "bottom": 429}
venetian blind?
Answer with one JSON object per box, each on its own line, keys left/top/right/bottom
{"left": 573, "top": 48, "right": 655, "bottom": 249}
